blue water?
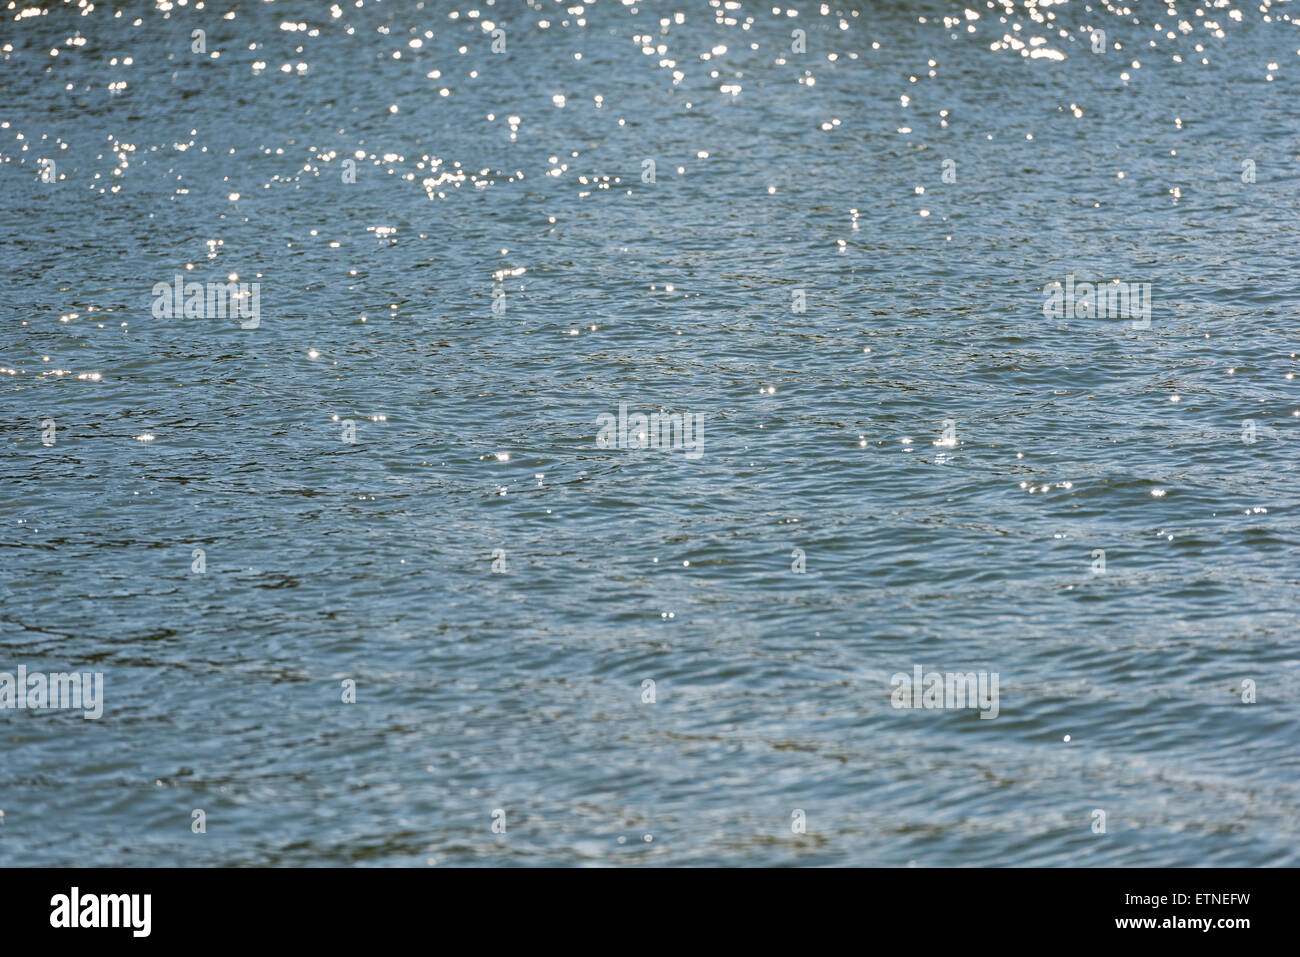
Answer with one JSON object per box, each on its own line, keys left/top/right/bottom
{"left": 1, "top": 0, "right": 1297, "bottom": 866}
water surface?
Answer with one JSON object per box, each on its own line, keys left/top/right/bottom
{"left": 1, "top": 0, "right": 1298, "bottom": 866}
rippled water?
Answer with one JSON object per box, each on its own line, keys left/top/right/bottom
{"left": 2, "top": 0, "right": 1298, "bottom": 866}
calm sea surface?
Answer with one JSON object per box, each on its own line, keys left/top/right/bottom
{"left": 1, "top": 0, "right": 1298, "bottom": 866}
